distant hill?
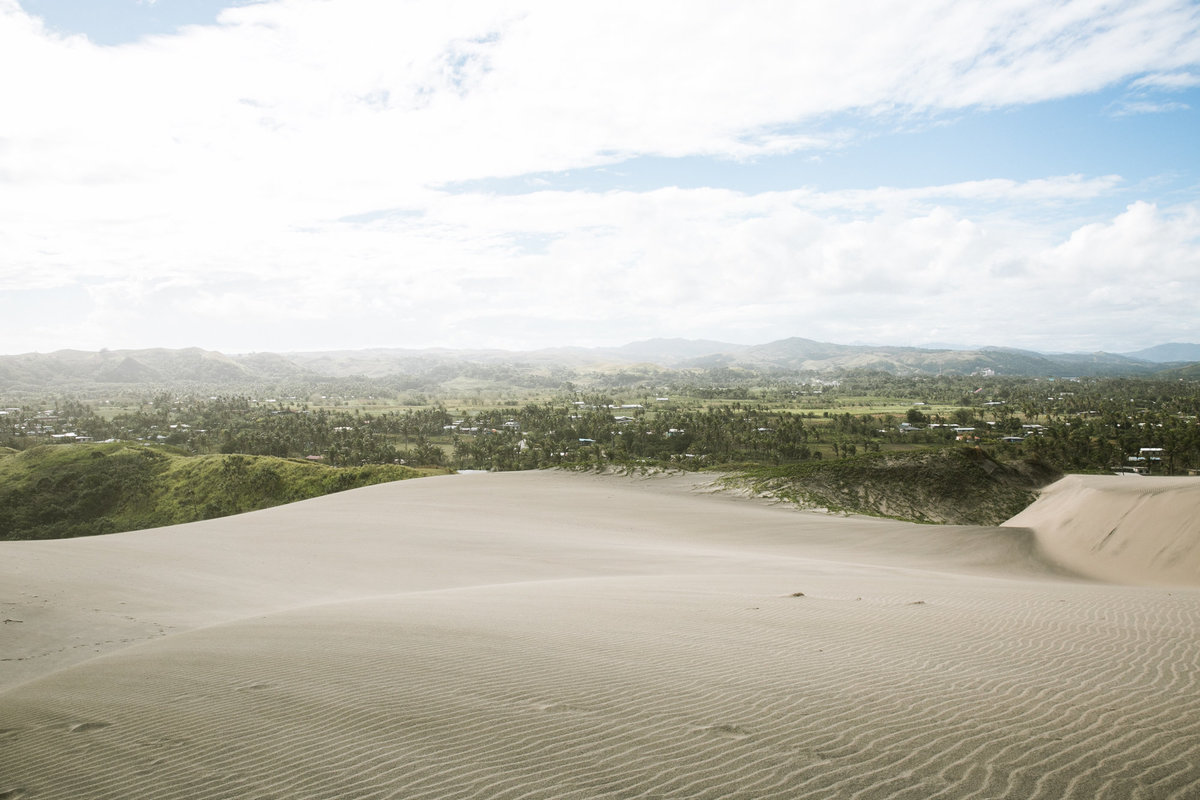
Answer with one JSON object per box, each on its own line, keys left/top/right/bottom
{"left": 608, "top": 337, "right": 741, "bottom": 364}
{"left": 0, "top": 337, "right": 1195, "bottom": 392}
{"left": 674, "top": 339, "right": 1163, "bottom": 377}
{"left": 276, "top": 338, "right": 1195, "bottom": 379}
{"left": 0, "top": 347, "right": 257, "bottom": 390}
{"left": 1122, "top": 343, "right": 1200, "bottom": 363}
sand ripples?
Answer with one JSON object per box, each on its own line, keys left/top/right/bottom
{"left": 2, "top": 471, "right": 1198, "bottom": 798}
{"left": 3, "top": 573, "right": 1198, "bottom": 799}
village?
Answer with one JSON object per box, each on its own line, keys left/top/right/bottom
{"left": 4, "top": 372, "right": 1198, "bottom": 476}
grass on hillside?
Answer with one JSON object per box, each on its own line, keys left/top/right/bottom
{"left": 0, "top": 442, "right": 447, "bottom": 540}
{"left": 723, "top": 447, "right": 1060, "bottom": 526}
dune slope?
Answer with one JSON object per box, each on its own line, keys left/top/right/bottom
{"left": 2, "top": 470, "right": 1198, "bottom": 799}
{"left": 1005, "top": 475, "right": 1200, "bottom": 587}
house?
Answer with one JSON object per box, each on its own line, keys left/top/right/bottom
{"left": 1138, "top": 448, "right": 1165, "bottom": 465}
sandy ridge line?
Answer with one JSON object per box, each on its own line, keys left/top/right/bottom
{"left": 0, "top": 469, "right": 1096, "bottom": 696}
{"left": 0, "top": 572, "right": 711, "bottom": 696}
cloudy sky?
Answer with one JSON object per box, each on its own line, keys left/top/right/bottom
{"left": 2, "top": 0, "right": 1198, "bottom": 355}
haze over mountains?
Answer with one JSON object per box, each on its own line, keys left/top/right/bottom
{"left": 1, "top": 338, "right": 1199, "bottom": 392}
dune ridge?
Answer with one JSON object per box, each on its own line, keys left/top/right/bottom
{"left": 2, "top": 470, "right": 1199, "bottom": 799}
{"left": 1005, "top": 474, "right": 1200, "bottom": 587}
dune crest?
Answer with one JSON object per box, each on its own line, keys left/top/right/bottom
{"left": 1005, "top": 475, "right": 1200, "bottom": 587}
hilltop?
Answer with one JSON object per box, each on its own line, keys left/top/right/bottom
{"left": 1, "top": 337, "right": 1197, "bottom": 394}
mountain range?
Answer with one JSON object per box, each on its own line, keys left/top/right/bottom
{"left": 1, "top": 338, "right": 1198, "bottom": 392}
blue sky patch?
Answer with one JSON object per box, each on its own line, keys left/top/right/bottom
{"left": 19, "top": 0, "right": 251, "bottom": 45}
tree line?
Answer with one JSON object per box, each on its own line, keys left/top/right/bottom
{"left": 4, "top": 373, "right": 1199, "bottom": 474}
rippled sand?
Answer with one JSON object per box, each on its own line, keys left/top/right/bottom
{"left": 2, "top": 470, "right": 1198, "bottom": 799}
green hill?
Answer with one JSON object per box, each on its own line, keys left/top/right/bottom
{"left": 0, "top": 443, "right": 446, "bottom": 540}
{"left": 724, "top": 447, "right": 1060, "bottom": 526}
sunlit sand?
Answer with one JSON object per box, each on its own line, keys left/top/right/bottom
{"left": 2, "top": 470, "right": 1198, "bottom": 799}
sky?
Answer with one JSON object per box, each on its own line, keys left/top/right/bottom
{"left": 1, "top": 0, "right": 1199, "bottom": 356}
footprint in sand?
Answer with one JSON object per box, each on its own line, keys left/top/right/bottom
{"left": 530, "top": 701, "right": 590, "bottom": 714}
{"left": 695, "top": 723, "right": 752, "bottom": 739}
{"left": 238, "top": 682, "right": 277, "bottom": 692}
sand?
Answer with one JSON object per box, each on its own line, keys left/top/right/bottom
{"left": 2, "top": 469, "right": 1198, "bottom": 799}
{"left": 1005, "top": 474, "right": 1200, "bottom": 587}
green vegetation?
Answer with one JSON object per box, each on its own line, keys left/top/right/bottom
{"left": 9, "top": 374, "right": 1199, "bottom": 474}
{"left": 3, "top": 370, "right": 1198, "bottom": 536}
{"left": 0, "top": 442, "right": 445, "bottom": 540}
{"left": 723, "top": 447, "right": 1060, "bottom": 526}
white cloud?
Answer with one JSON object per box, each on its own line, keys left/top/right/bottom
{"left": 4, "top": 182, "right": 1196, "bottom": 353}
{"left": 5, "top": 0, "right": 1199, "bottom": 187}
{"left": 1, "top": 0, "right": 1198, "bottom": 353}
{"left": 1110, "top": 99, "right": 1191, "bottom": 116}
{"left": 1046, "top": 201, "right": 1200, "bottom": 283}
{"left": 1129, "top": 71, "right": 1200, "bottom": 91}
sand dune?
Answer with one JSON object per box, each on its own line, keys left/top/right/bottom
{"left": 1005, "top": 474, "right": 1200, "bottom": 587}
{"left": 2, "top": 470, "right": 1199, "bottom": 799}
